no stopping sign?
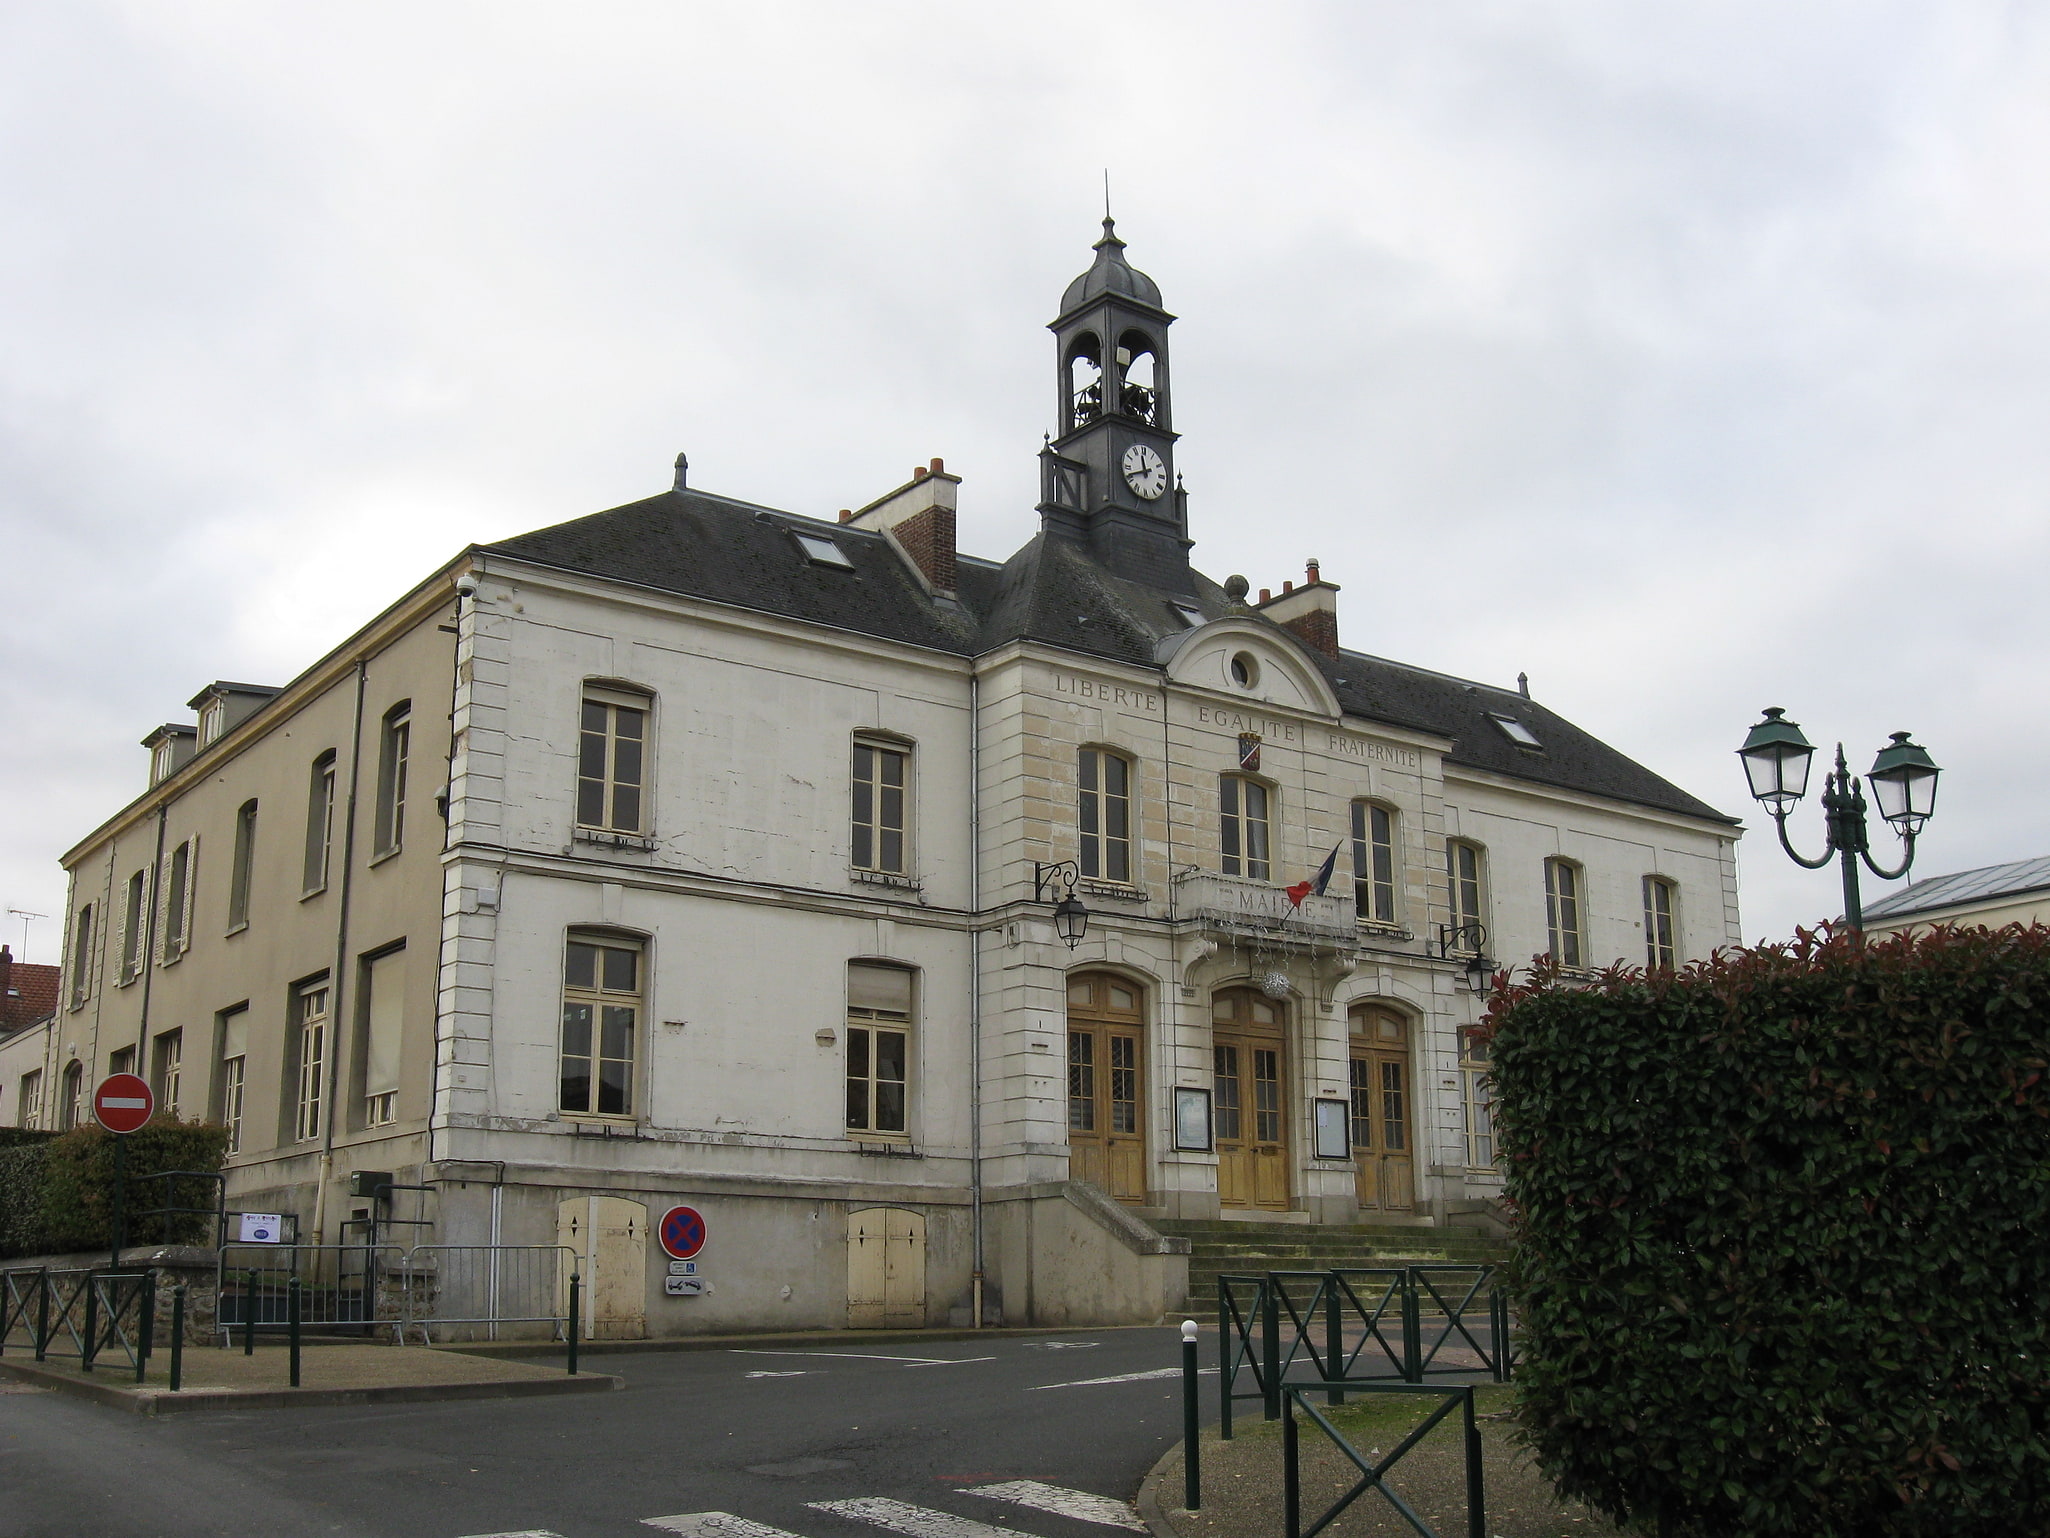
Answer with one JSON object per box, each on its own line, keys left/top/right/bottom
{"left": 658, "top": 1205, "right": 706, "bottom": 1261}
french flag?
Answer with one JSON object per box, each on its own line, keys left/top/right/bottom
{"left": 1287, "top": 843, "right": 1342, "bottom": 908}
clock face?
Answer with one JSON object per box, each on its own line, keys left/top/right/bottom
{"left": 1122, "top": 443, "right": 1168, "bottom": 500}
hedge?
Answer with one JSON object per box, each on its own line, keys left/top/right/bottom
{"left": 0, "top": 1137, "right": 54, "bottom": 1258}
{"left": 1486, "top": 923, "right": 2050, "bottom": 1537}
{"left": 37, "top": 1118, "right": 230, "bottom": 1255}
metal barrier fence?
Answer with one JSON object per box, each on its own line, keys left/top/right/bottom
{"left": 1219, "top": 1265, "right": 1513, "bottom": 1435}
{"left": 1282, "top": 1381, "right": 1485, "bottom": 1538}
{"left": 395, "top": 1244, "right": 579, "bottom": 1345}
{"left": 1, "top": 1267, "right": 156, "bottom": 1379}
{"left": 215, "top": 1243, "right": 403, "bottom": 1343}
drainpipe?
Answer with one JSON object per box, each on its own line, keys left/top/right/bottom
{"left": 313, "top": 659, "right": 370, "bottom": 1248}
{"left": 968, "top": 669, "right": 984, "bottom": 1329}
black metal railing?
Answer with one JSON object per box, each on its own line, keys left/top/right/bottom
{"left": 1, "top": 1266, "right": 156, "bottom": 1380}
{"left": 1282, "top": 1381, "right": 1486, "bottom": 1538}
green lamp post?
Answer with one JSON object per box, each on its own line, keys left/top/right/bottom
{"left": 1737, "top": 707, "right": 1941, "bottom": 931}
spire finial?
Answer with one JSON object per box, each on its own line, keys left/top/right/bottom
{"left": 1103, "top": 168, "right": 1111, "bottom": 221}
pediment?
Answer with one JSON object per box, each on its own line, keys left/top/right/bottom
{"left": 1156, "top": 619, "right": 1341, "bottom": 717}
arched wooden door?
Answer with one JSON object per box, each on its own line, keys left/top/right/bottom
{"left": 556, "top": 1195, "right": 648, "bottom": 1338}
{"left": 847, "top": 1207, "right": 926, "bottom": 1328}
{"left": 1066, "top": 972, "right": 1146, "bottom": 1203}
{"left": 1213, "top": 987, "right": 1291, "bottom": 1211}
{"left": 1349, "top": 1005, "right": 1414, "bottom": 1213}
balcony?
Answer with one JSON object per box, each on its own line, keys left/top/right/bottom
{"left": 1170, "top": 870, "right": 1357, "bottom": 949}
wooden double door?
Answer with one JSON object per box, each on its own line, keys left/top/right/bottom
{"left": 1350, "top": 1004, "right": 1414, "bottom": 1212}
{"left": 1066, "top": 972, "right": 1146, "bottom": 1203}
{"left": 1214, "top": 987, "right": 1291, "bottom": 1210}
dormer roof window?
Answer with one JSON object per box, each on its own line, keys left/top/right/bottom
{"left": 793, "top": 532, "right": 854, "bottom": 570}
{"left": 1170, "top": 602, "right": 1205, "bottom": 629}
{"left": 198, "top": 699, "right": 225, "bottom": 746}
{"left": 1487, "top": 713, "right": 1543, "bottom": 750}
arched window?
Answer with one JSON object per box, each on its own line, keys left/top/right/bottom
{"left": 1643, "top": 877, "right": 1678, "bottom": 969}
{"left": 851, "top": 738, "right": 911, "bottom": 875}
{"left": 1446, "top": 840, "right": 1486, "bottom": 938}
{"left": 559, "top": 933, "right": 641, "bottom": 1118}
{"left": 373, "top": 701, "right": 411, "bottom": 857}
{"left": 1544, "top": 858, "right": 1584, "bottom": 968}
{"left": 1461, "top": 1029, "right": 1495, "bottom": 1169}
{"left": 1220, "top": 775, "right": 1271, "bottom": 881}
{"left": 1066, "top": 972, "right": 1145, "bottom": 1202}
{"left": 1116, "top": 330, "right": 1158, "bottom": 424}
{"left": 579, "top": 684, "right": 652, "bottom": 834}
{"left": 60, "top": 1061, "right": 85, "bottom": 1130}
{"left": 1351, "top": 801, "right": 1398, "bottom": 923}
{"left": 1078, "top": 748, "right": 1134, "bottom": 883}
{"left": 846, "top": 962, "right": 915, "bottom": 1138}
{"left": 1067, "top": 335, "right": 1103, "bottom": 429}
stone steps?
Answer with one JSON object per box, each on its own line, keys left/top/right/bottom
{"left": 1156, "top": 1218, "right": 1510, "bottom": 1308}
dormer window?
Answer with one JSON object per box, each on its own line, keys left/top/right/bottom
{"left": 151, "top": 740, "right": 175, "bottom": 785}
{"left": 1170, "top": 602, "right": 1205, "bottom": 629}
{"left": 1487, "top": 714, "right": 1542, "bottom": 750}
{"left": 794, "top": 532, "right": 853, "bottom": 570}
{"left": 198, "top": 699, "right": 225, "bottom": 747}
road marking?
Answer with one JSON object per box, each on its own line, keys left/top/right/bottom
{"left": 967, "top": 1481, "right": 1146, "bottom": 1531}
{"left": 1027, "top": 1366, "right": 1218, "bottom": 1389}
{"left": 809, "top": 1498, "right": 1031, "bottom": 1538}
{"left": 457, "top": 1531, "right": 568, "bottom": 1537}
{"left": 731, "top": 1350, "right": 993, "bottom": 1367}
{"left": 642, "top": 1515, "right": 806, "bottom": 1538}
{"left": 1023, "top": 1340, "right": 1101, "bottom": 1350}
{"left": 744, "top": 1370, "right": 809, "bottom": 1378}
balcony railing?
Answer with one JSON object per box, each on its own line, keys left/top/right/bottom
{"left": 1171, "top": 871, "right": 1357, "bottom": 946}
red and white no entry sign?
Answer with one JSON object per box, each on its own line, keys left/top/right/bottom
{"left": 93, "top": 1073, "right": 154, "bottom": 1134}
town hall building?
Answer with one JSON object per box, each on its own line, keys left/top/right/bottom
{"left": 10, "top": 221, "right": 1742, "bottom": 1334}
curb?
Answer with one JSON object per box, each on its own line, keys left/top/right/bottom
{"left": 445, "top": 1321, "right": 1169, "bottom": 1360}
{"left": 0, "top": 1358, "right": 623, "bottom": 1415}
{"left": 1134, "top": 1444, "right": 1186, "bottom": 1538}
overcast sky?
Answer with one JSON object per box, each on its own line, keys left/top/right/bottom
{"left": 4, "top": 3, "right": 2046, "bottom": 966}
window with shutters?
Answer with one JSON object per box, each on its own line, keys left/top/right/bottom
{"left": 1544, "top": 858, "right": 1585, "bottom": 968}
{"left": 577, "top": 686, "right": 650, "bottom": 834}
{"left": 227, "top": 800, "right": 257, "bottom": 931}
{"left": 119, "top": 869, "right": 148, "bottom": 982}
{"left": 851, "top": 741, "right": 910, "bottom": 876}
{"left": 1219, "top": 775, "right": 1271, "bottom": 881}
{"left": 359, "top": 945, "right": 405, "bottom": 1127}
{"left": 60, "top": 1062, "right": 84, "bottom": 1129}
{"left": 292, "top": 979, "right": 328, "bottom": 1142}
{"left": 1078, "top": 748, "right": 1134, "bottom": 883}
{"left": 1462, "top": 1029, "right": 1496, "bottom": 1169}
{"left": 304, "top": 751, "right": 337, "bottom": 895}
{"left": 1446, "top": 840, "right": 1487, "bottom": 936}
{"left": 217, "top": 1004, "right": 248, "bottom": 1154}
{"left": 160, "top": 838, "right": 196, "bottom": 963}
{"left": 559, "top": 934, "right": 640, "bottom": 1118}
{"left": 373, "top": 703, "right": 411, "bottom": 857}
{"left": 846, "top": 962, "right": 914, "bottom": 1138}
{"left": 1352, "top": 801, "right": 1398, "bottom": 923}
{"left": 17, "top": 1071, "right": 42, "bottom": 1130}
{"left": 68, "top": 904, "right": 93, "bottom": 1008}
{"left": 1643, "top": 876, "right": 1678, "bottom": 969}
{"left": 151, "top": 1030, "right": 182, "bottom": 1119}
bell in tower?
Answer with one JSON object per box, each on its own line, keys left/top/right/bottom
{"left": 1038, "top": 218, "right": 1193, "bottom": 589}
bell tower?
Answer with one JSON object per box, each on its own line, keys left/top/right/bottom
{"left": 1038, "top": 218, "right": 1192, "bottom": 587}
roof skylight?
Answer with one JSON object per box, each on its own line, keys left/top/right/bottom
{"left": 793, "top": 532, "right": 854, "bottom": 570}
{"left": 1171, "top": 602, "right": 1205, "bottom": 628}
{"left": 1487, "top": 713, "right": 1543, "bottom": 749}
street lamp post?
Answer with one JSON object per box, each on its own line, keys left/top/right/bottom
{"left": 1737, "top": 707, "right": 1941, "bottom": 931}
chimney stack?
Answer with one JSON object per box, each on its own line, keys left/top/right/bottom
{"left": 1255, "top": 557, "right": 1341, "bottom": 659}
{"left": 844, "top": 458, "right": 961, "bottom": 594}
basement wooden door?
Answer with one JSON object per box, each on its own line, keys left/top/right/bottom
{"left": 556, "top": 1195, "right": 647, "bottom": 1339}
{"left": 1066, "top": 972, "right": 1146, "bottom": 1203}
{"left": 1349, "top": 1004, "right": 1414, "bottom": 1212}
{"left": 847, "top": 1207, "right": 926, "bottom": 1328}
{"left": 1213, "top": 987, "right": 1291, "bottom": 1211}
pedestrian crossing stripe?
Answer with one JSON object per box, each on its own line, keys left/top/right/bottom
{"left": 633, "top": 1482, "right": 1143, "bottom": 1538}
{"left": 643, "top": 1516, "right": 802, "bottom": 1537}
{"left": 966, "top": 1481, "right": 1146, "bottom": 1532}
{"left": 808, "top": 1497, "right": 1033, "bottom": 1538}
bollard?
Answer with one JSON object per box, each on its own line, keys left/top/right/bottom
{"left": 170, "top": 1286, "right": 186, "bottom": 1392}
{"left": 1180, "top": 1319, "right": 1202, "bottom": 1512}
{"left": 35, "top": 1268, "right": 49, "bottom": 1362}
{"left": 1462, "top": 1385, "right": 1486, "bottom": 1538}
{"left": 244, "top": 1270, "right": 257, "bottom": 1356}
{"left": 82, "top": 1274, "right": 98, "bottom": 1373}
{"left": 566, "top": 1273, "right": 580, "bottom": 1376}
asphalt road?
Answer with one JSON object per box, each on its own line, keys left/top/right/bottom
{"left": 0, "top": 1327, "right": 1224, "bottom": 1538}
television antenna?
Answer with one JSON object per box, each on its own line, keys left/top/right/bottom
{"left": 7, "top": 910, "right": 47, "bottom": 964}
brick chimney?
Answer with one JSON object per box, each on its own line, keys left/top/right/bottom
{"left": 845, "top": 458, "right": 959, "bottom": 595}
{"left": 1256, "top": 558, "right": 1341, "bottom": 659}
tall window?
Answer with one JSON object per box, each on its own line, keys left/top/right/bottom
{"left": 1447, "top": 840, "right": 1485, "bottom": 936}
{"left": 560, "top": 935, "right": 639, "bottom": 1117}
{"left": 198, "top": 698, "right": 225, "bottom": 747}
{"left": 228, "top": 800, "right": 258, "bottom": 930}
{"left": 361, "top": 946, "right": 404, "bottom": 1127}
{"left": 218, "top": 1005, "right": 248, "bottom": 1154}
{"left": 119, "top": 869, "right": 148, "bottom": 981}
{"left": 304, "top": 751, "right": 337, "bottom": 894}
{"left": 1352, "top": 801, "right": 1397, "bottom": 922}
{"left": 1078, "top": 748, "right": 1133, "bottom": 883}
{"left": 846, "top": 963, "right": 912, "bottom": 1137}
{"left": 109, "top": 1046, "right": 135, "bottom": 1078}
{"left": 1219, "top": 775, "right": 1271, "bottom": 881}
{"left": 60, "top": 1062, "right": 84, "bottom": 1129}
{"left": 1461, "top": 1030, "right": 1495, "bottom": 1169}
{"left": 160, "top": 838, "right": 195, "bottom": 961}
{"left": 373, "top": 703, "right": 411, "bottom": 856}
{"left": 851, "top": 741, "right": 908, "bottom": 875}
{"left": 69, "top": 904, "right": 93, "bottom": 1007}
{"left": 1544, "top": 858, "right": 1584, "bottom": 968}
{"left": 17, "top": 1071, "right": 41, "bottom": 1130}
{"left": 1643, "top": 877, "right": 1678, "bottom": 969}
{"left": 151, "top": 1030, "right": 183, "bottom": 1119}
{"left": 293, "top": 980, "right": 329, "bottom": 1142}
{"left": 578, "top": 689, "right": 649, "bottom": 833}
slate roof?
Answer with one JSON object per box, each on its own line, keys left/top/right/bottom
{"left": 1862, "top": 856, "right": 2050, "bottom": 922}
{"left": 483, "top": 486, "right": 1735, "bottom": 826}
